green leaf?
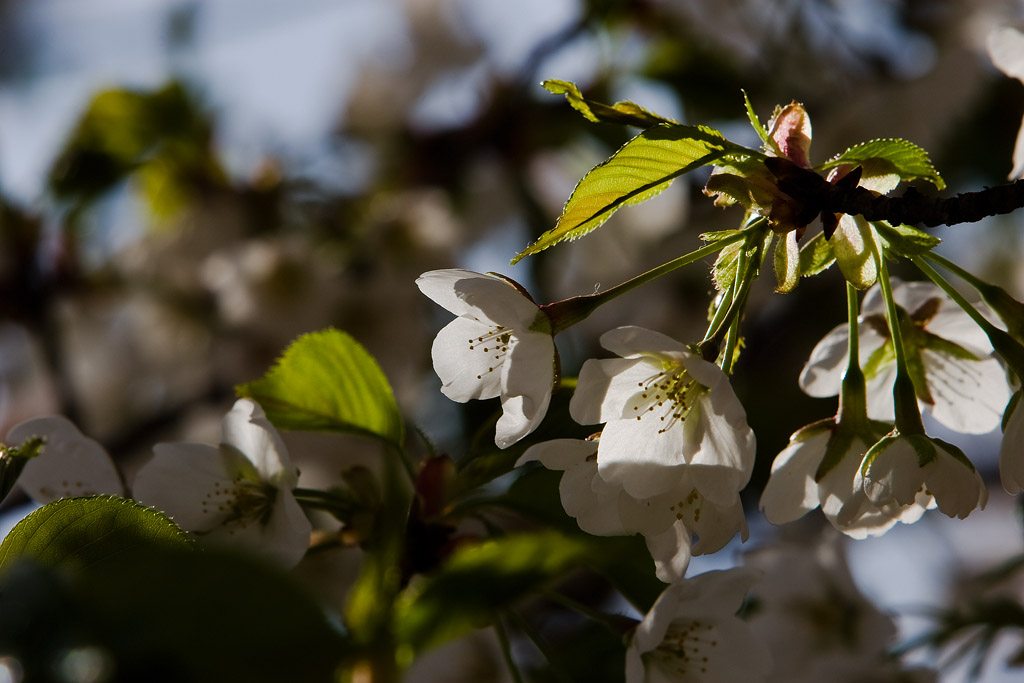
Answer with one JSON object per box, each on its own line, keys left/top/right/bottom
{"left": 237, "top": 327, "right": 404, "bottom": 446}
{"left": 0, "top": 550, "right": 345, "bottom": 683}
{"left": 772, "top": 232, "right": 800, "bottom": 293}
{"left": 0, "top": 496, "right": 193, "bottom": 573}
{"left": 798, "top": 231, "right": 836, "bottom": 277}
{"left": 394, "top": 531, "right": 591, "bottom": 655}
{"left": 819, "top": 138, "right": 945, "bottom": 190}
{"left": 873, "top": 221, "right": 941, "bottom": 257}
{"left": 512, "top": 124, "right": 746, "bottom": 264}
{"left": 542, "top": 79, "right": 676, "bottom": 127}
{"left": 742, "top": 90, "right": 775, "bottom": 152}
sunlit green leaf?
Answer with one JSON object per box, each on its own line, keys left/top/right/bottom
{"left": 873, "top": 221, "right": 942, "bottom": 257}
{"left": 798, "top": 231, "right": 836, "bottom": 277}
{"left": 512, "top": 124, "right": 749, "bottom": 263}
{"left": 543, "top": 79, "right": 677, "bottom": 127}
{"left": 819, "top": 138, "right": 945, "bottom": 190}
{"left": 0, "top": 496, "right": 192, "bottom": 572}
{"left": 237, "top": 328, "right": 404, "bottom": 446}
{"left": 773, "top": 232, "right": 800, "bottom": 292}
{"left": 394, "top": 531, "right": 591, "bottom": 655}
{"left": 742, "top": 90, "right": 775, "bottom": 152}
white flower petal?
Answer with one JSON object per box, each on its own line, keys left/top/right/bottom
{"left": 260, "top": 490, "right": 313, "bottom": 567}
{"left": 516, "top": 438, "right": 595, "bottom": 470}
{"left": 989, "top": 26, "right": 1024, "bottom": 81}
{"left": 645, "top": 521, "right": 692, "bottom": 583}
{"left": 132, "top": 442, "right": 243, "bottom": 532}
{"left": 798, "top": 324, "right": 851, "bottom": 397}
{"left": 862, "top": 438, "right": 925, "bottom": 507}
{"left": 919, "top": 351, "right": 1009, "bottom": 434}
{"left": 596, "top": 414, "right": 686, "bottom": 499}
{"left": 570, "top": 357, "right": 654, "bottom": 424}
{"left": 684, "top": 386, "right": 755, "bottom": 503}
{"left": 7, "top": 416, "right": 125, "bottom": 503}
{"left": 222, "top": 399, "right": 295, "bottom": 485}
{"left": 760, "top": 430, "right": 829, "bottom": 524}
{"left": 431, "top": 316, "right": 504, "bottom": 401}
{"left": 599, "top": 325, "right": 687, "bottom": 358}
{"left": 415, "top": 269, "right": 501, "bottom": 318}
{"left": 495, "top": 333, "right": 554, "bottom": 448}
{"left": 926, "top": 442, "right": 988, "bottom": 519}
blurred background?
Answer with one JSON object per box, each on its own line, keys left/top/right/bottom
{"left": 2, "top": 0, "right": 1024, "bottom": 680}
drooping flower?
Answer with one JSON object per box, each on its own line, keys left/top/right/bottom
{"left": 759, "top": 419, "right": 932, "bottom": 539}
{"left": 132, "top": 398, "right": 312, "bottom": 567}
{"left": 858, "top": 433, "right": 987, "bottom": 520}
{"left": 1000, "top": 390, "right": 1024, "bottom": 494}
{"left": 416, "top": 269, "right": 555, "bottom": 449}
{"left": 626, "top": 568, "right": 771, "bottom": 683}
{"left": 800, "top": 280, "right": 1011, "bottom": 435}
{"left": 519, "top": 438, "right": 747, "bottom": 582}
{"left": 569, "top": 326, "right": 755, "bottom": 505}
{"left": 5, "top": 416, "right": 125, "bottom": 503}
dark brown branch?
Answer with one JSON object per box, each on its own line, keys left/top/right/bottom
{"left": 764, "top": 156, "right": 1024, "bottom": 229}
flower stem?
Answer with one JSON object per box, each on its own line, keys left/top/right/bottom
{"left": 541, "top": 222, "right": 759, "bottom": 334}
{"left": 913, "top": 255, "right": 1024, "bottom": 378}
{"left": 838, "top": 282, "right": 869, "bottom": 426}
{"left": 875, "top": 256, "right": 925, "bottom": 435}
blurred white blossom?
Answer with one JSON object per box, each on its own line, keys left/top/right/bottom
{"left": 132, "top": 398, "right": 312, "bottom": 567}
{"left": 6, "top": 415, "right": 124, "bottom": 503}
{"left": 626, "top": 568, "right": 770, "bottom": 683}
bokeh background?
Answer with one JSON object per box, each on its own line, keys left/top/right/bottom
{"left": 2, "top": 1, "right": 1024, "bottom": 681}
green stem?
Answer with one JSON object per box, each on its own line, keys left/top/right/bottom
{"left": 506, "top": 609, "right": 574, "bottom": 683}
{"left": 875, "top": 256, "right": 925, "bottom": 435}
{"left": 913, "top": 255, "right": 1024, "bottom": 378}
{"left": 541, "top": 589, "right": 632, "bottom": 637}
{"left": 494, "top": 616, "right": 526, "bottom": 683}
{"left": 838, "top": 282, "right": 869, "bottom": 426}
{"left": 542, "top": 222, "right": 760, "bottom": 334}
{"left": 921, "top": 252, "right": 990, "bottom": 293}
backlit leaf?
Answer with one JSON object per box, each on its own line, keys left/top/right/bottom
{"left": 0, "top": 496, "right": 192, "bottom": 572}
{"left": 513, "top": 124, "right": 748, "bottom": 263}
{"left": 237, "top": 328, "right": 404, "bottom": 446}
{"left": 543, "top": 79, "right": 676, "bottom": 127}
{"left": 820, "top": 138, "right": 945, "bottom": 190}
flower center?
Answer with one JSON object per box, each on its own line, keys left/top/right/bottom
{"left": 467, "top": 325, "right": 513, "bottom": 381}
{"left": 631, "top": 364, "right": 700, "bottom": 434}
{"left": 648, "top": 618, "right": 720, "bottom": 677}
{"left": 668, "top": 489, "right": 704, "bottom": 524}
{"left": 201, "top": 476, "right": 278, "bottom": 533}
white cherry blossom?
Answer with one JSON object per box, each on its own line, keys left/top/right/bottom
{"left": 569, "top": 326, "right": 755, "bottom": 504}
{"left": 799, "top": 280, "right": 1011, "bottom": 435}
{"left": 519, "top": 438, "right": 747, "bottom": 582}
{"left": 132, "top": 399, "right": 312, "bottom": 567}
{"left": 759, "top": 420, "right": 931, "bottom": 539}
{"left": 745, "top": 534, "right": 935, "bottom": 683}
{"left": 6, "top": 415, "right": 125, "bottom": 503}
{"left": 417, "top": 269, "right": 555, "bottom": 448}
{"left": 626, "top": 568, "right": 771, "bottom": 683}
{"left": 858, "top": 433, "right": 987, "bottom": 521}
